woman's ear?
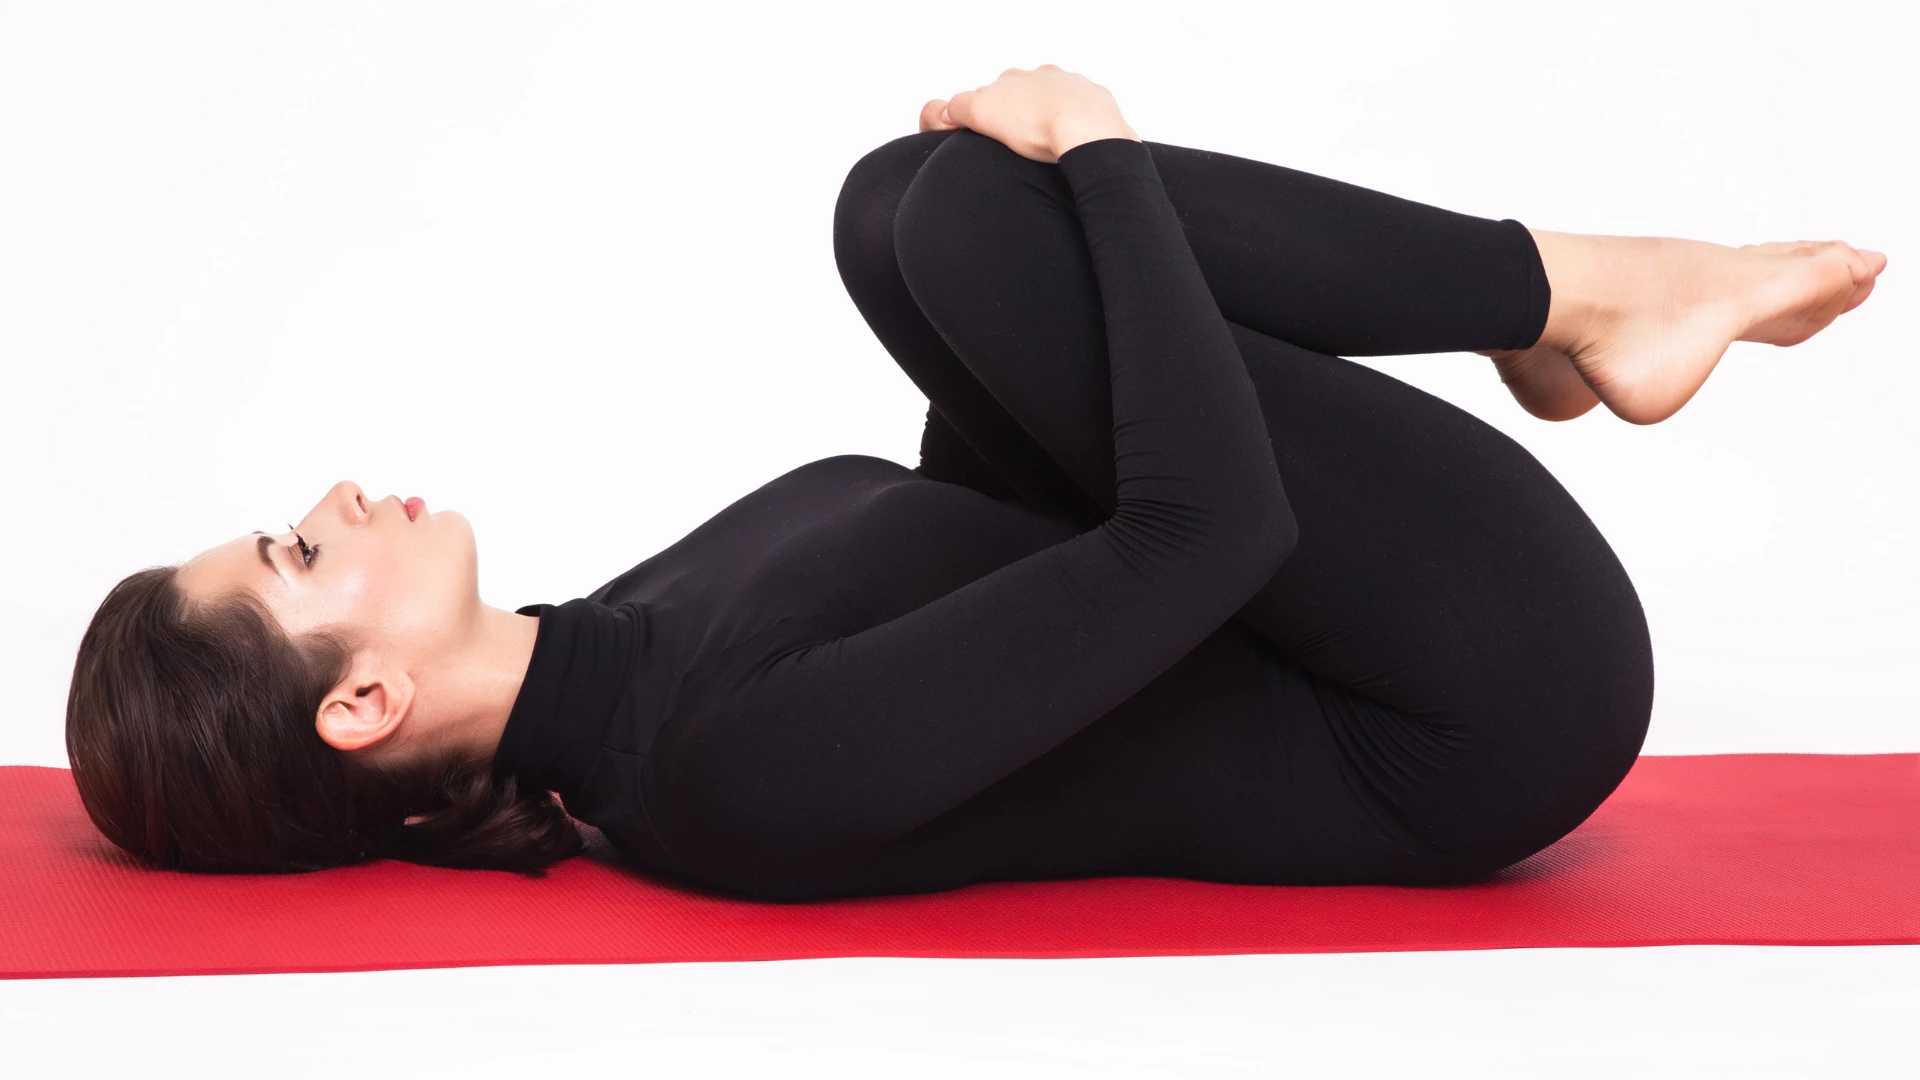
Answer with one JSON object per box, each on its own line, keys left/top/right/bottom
{"left": 314, "top": 652, "right": 416, "bottom": 753}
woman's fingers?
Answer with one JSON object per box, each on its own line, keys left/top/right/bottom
{"left": 918, "top": 98, "right": 958, "bottom": 132}
{"left": 942, "top": 81, "right": 1054, "bottom": 162}
{"left": 944, "top": 88, "right": 978, "bottom": 131}
{"left": 926, "top": 67, "right": 1133, "bottom": 163}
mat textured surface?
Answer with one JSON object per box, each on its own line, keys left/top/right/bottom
{"left": 3, "top": 754, "right": 1915, "bottom": 979}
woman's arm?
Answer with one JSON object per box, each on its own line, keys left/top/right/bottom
{"left": 656, "top": 69, "right": 1297, "bottom": 873}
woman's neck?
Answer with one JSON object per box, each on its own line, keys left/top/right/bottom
{"left": 403, "top": 605, "right": 542, "bottom": 766}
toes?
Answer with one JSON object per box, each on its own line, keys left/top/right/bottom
{"left": 1838, "top": 242, "right": 1884, "bottom": 285}
{"left": 1781, "top": 240, "right": 1872, "bottom": 285}
{"left": 1810, "top": 241, "right": 1885, "bottom": 279}
{"left": 1751, "top": 240, "right": 1887, "bottom": 281}
{"left": 1840, "top": 275, "right": 1878, "bottom": 314}
{"left": 1829, "top": 241, "right": 1873, "bottom": 282}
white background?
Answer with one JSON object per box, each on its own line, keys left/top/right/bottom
{"left": 0, "top": 2, "right": 1911, "bottom": 1076}
{"left": 3, "top": 0, "right": 1914, "bottom": 765}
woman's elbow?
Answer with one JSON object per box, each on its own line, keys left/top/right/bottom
{"left": 1252, "top": 500, "right": 1300, "bottom": 575}
{"left": 1196, "top": 496, "right": 1296, "bottom": 589}
{"left": 1225, "top": 457, "right": 1296, "bottom": 568}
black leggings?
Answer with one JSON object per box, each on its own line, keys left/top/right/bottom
{"left": 833, "top": 130, "right": 1654, "bottom": 877}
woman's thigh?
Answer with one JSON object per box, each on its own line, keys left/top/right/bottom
{"left": 1228, "top": 325, "right": 1652, "bottom": 870}
{"left": 833, "top": 129, "right": 1103, "bottom": 517}
{"left": 834, "top": 129, "right": 1652, "bottom": 873}
{"left": 836, "top": 128, "right": 1544, "bottom": 527}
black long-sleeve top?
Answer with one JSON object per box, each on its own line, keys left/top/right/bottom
{"left": 491, "top": 137, "right": 1298, "bottom": 901}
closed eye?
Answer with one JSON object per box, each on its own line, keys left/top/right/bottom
{"left": 289, "top": 526, "right": 321, "bottom": 567}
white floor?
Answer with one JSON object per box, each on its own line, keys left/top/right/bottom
{"left": 4, "top": 946, "right": 1913, "bottom": 1078}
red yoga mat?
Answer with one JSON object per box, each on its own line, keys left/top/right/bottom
{"left": 2, "top": 753, "right": 1915, "bottom": 980}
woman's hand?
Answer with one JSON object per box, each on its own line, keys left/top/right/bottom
{"left": 917, "top": 65, "right": 1139, "bottom": 163}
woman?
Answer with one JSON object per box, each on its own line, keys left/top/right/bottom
{"left": 65, "top": 67, "right": 1885, "bottom": 902}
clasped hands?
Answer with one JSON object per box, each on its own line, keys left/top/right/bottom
{"left": 917, "top": 64, "right": 1140, "bottom": 164}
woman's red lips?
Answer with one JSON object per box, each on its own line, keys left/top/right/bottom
{"left": 404, "top": 497, "right": 426, "bottom": 522}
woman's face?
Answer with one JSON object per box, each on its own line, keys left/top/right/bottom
{"left": 176, "top": 481, "right": 481, "bottom": 650}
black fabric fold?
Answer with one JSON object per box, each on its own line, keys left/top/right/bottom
{"left": 491, "top": 598, "right": 641, "bottom": 799}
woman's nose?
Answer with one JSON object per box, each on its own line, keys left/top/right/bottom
{"left": 325, "top": 480, "right": 370, "bottom": 524}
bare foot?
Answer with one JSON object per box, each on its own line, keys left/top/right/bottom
{"left": 1480, "top": 344, "right": 1602, "bottom": 421}
{"left": 1517, "top": 230, "right": 1888, "bottom": 425}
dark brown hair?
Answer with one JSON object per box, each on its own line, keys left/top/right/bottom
{"left": 65, "top": 566, "right": 584, "bottom": 875}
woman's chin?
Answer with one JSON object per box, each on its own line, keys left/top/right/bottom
{"left": 429, "top": 508, "right": 476, "bottom": 543}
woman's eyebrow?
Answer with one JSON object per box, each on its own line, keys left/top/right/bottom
{"left": 250, "top": 531, "right": 284, "bottom": 578}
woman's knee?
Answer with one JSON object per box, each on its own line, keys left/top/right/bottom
{"left": 832, "top": 130, "right": 959, "bottom": 290}
{"left": 892, "top": 130, "right": 1074, "bottom": 295}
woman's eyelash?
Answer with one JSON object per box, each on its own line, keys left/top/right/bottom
{"left": 289, "top": 526, "right": 320, "bottom": 567}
